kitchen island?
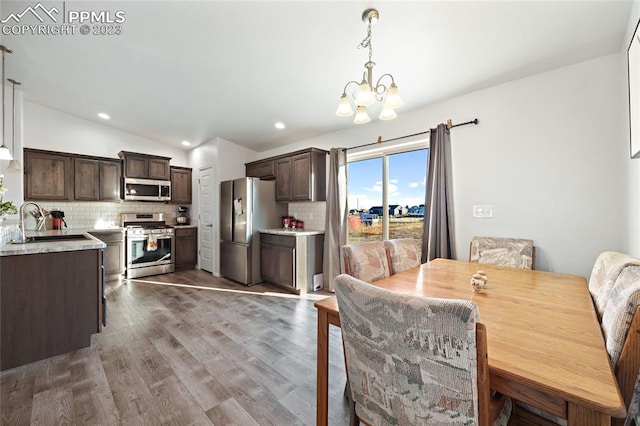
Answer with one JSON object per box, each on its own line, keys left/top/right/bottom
{"left": 0, "top": 230, "right": 106, "bottom": 370}
{"left": 260, "top": 229, "right": 324, "bottom": 294}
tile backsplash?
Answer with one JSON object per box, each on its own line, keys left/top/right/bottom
{"left": 4, "top": 201, "right": 190, "bottom": 231}
{"left": 287, "top": 201, "right": 326, "bottom": 231}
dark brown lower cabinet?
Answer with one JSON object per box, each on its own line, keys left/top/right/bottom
{"left": 89, "top": 230, "right": 125, "bottom": 280}
{"left": 260, "top": 232, "right": 324, "bottom": 293}
{"left": 0, "top": 249, "right": 102, "bottom": 371}
{"left": 175, "top": 227, "right": 198, "bottom": 271}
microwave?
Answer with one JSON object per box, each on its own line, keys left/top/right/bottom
{"left": 124, "top": 178, "right": 171, "bottom": 201}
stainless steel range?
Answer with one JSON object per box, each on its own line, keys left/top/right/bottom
{"left": 122, "top": 213, "right": 175, "bottom": 279}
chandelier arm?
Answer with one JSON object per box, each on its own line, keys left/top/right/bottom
{"left": 375, "top": 73, "right": 396, "bottom": 89}
{"left": 342, "top": 80, "right": 361, "bottom": 96}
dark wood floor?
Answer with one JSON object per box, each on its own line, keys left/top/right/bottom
{"left": 1, "top": 269, "right": 350, "bottom": 425}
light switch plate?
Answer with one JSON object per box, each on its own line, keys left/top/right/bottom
{"left": 473, "top": 205, "right": 493, "bottom": 218}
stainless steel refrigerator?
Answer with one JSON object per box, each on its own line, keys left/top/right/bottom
{"left": 220, "top": 177, "right": 287, "bottom": 285}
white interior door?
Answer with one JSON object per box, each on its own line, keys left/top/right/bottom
{"left": 198, "top": 166, "right": 214, "bottom": 273}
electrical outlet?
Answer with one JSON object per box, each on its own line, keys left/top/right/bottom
{"left": 473, "top": 205, "right": 493, "bottom": 218}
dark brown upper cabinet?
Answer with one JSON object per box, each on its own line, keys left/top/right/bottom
{"left": 24, "top": 149, "right": 74, "bottom": 201}
{"left": 170, "top": 166, "right": 192, "bottom": 204}
{"left": 247, "top": 148, "right": 327, "bottom": 202}
{"left": 25, "top": 148, "right": 121, "bottom": 202}
{"left": 74, "top": 158, "right": 121, "bottom": 201}
{"left": 119, "top": 151, "right": 171, "bottom": 180}
{"left": 245, "top": 159, "right": 275, "bottom": 180}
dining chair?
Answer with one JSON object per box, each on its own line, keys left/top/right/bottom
{"left": 341, "top": 241, "right": 391, "bottom": 283}
{"left": 601, "top": 265, "right": 640, "bottom": 426}
{"left": 588, "top": 251, "right": 640, "bottom": 319}
{"left": 383, "top": 238, "right": 420, "bottom": 274}
{"left": 469, "top": 236, "right": 535, "bottom": 269}
{"left": 333, "top": 273, "right": 512, "bottom": 426}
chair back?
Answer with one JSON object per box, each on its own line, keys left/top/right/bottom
{"left": 334, "top": 273, "right": 494, "bottom": 425}
{"left": 469, "top": 236, "right": 535, "bottom": 270}
{"left": 383, "top": 238, "right": 420, "bottom": 274}
{"left": 341, "top": 241, "right": 390, "bottom": 283}
{"left": 600, "top": 265, "right": 640, "bottom": 426}
{"left": 588, "top": 251, "right": 640, "bottom": 318}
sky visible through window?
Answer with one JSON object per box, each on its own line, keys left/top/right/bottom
{"left": 348, "top": 149, "right": 428, "bottom": 211}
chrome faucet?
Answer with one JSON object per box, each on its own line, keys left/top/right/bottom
{"left": 18, "top": 202, "right": 44, "bottom": 242}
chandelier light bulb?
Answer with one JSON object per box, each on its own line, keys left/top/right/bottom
{"left": 336, "top": 93, "right": 354, "bottom": 117}
{"left": 355, "top": 80, "right": 375, "bottom": 107}
{"left": 378, "top": 105, "right": 398, "bottom": 121}
{"left": 385, "top": 83, "right": 404, "bottom": 109}
{"left": 353, "top": 106, "right": 371, "bottom": 125}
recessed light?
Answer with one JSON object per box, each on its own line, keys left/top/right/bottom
{"left": 274, "top": 122, "right": 286, "bottom": 130}
{"left": 98, "top": 113, "right": 110, "bottom": 120}
{"left": 181, "top": 140, "right": 191, "bottom": 146}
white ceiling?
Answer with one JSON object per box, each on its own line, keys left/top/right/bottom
{"left": 1, "top": 0, "right": 633, "bottom": 152}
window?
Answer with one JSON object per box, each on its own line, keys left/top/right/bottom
{"left": 347, "top": 142, "right": 428, "bottom": 247}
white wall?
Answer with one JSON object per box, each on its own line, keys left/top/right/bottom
{"left": 623, "top": 1, "right": 640, "bottom": 258}
{"left": 259, "top": 54, "right": 625, "bottom": 277}
{"left": 24, "top": 102, "right": 188, "bottom": 165}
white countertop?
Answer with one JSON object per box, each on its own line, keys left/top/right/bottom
{"left": 261, "top": 228, "right": 325, "bottom": 236}
{"left": 0, "top": 229, "right": 106, "bottom": 256}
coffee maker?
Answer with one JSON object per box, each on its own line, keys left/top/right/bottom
{"left": 177, "top": 206, "right": 189, "bottom": 225}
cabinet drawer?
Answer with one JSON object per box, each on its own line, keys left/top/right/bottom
{"left": 260, "top": 233, "right": 295, "bottom": 248}
{"left": 176, "top": 227, "right": 197, "bottom": 238}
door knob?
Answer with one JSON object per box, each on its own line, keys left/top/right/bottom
{"left": 206, "top": 224, "right": 213, "bottom": 227}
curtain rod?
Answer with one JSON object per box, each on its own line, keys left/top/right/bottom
{"left": 345, "top": 118, "right": 478, "bottom": 151}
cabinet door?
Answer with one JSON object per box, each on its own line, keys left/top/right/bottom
{"left": 291, "top": 153, "right": 311, "bottom": 201}
{"left": 99, "top": 160, "right": 122, "bottom": 201}
{"left": 175, "top": 228, "right": 198, "bottom": 269}
{"left": 171, "top": 167, "right": 192, "bottom": 203}
{"left": 276, "top": 246, "right": 295, "bottom": 287}
{"left": 124, "top": 154, "right": 148, "bottom": 178}
{"left": 275, "top": 158, "right": 292, "bottom": 201}
{"left": 74, "top": 158, "right": 100, "bottom": 201}
{"left": 260, "top": 244, "right": 278, "bottom": 283}
{"left": 246, "top": 163, "right": 259, "bottom": 178}
{"left": 103, "top": 241, "right": 124, "bottom": 276}
{"left": 25, "top": 150, "right": 73, "bottom": 201}
{"left": 257, "top": 160, "right": 275, "bottom": 178}
{"left": 149, "top": 158, "right": 170, "bottom": 180}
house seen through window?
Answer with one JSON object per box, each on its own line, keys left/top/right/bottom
{"left": 347, "top": 145, "right": 428, "bottom": 249}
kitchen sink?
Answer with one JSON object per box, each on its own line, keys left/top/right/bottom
{"left": 13, "top": 234, "right": 91, "bottom": 244}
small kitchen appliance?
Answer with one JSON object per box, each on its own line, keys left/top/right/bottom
{"left": 50, "top": 210, "right": 67, "bottom": 230}
{"left": 177, "top": 206, "right": 189, "bottom": 225}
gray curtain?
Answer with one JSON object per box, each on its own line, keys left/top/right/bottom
{"left": 421, "top": 123, "right": 455, "bottom": 262}
{"left": 323, "top": 148, "right": 348, "bottom": 291}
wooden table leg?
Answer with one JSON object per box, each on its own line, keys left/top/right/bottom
{"left": 568, "top": 402, "right": 611, "bottom": 426}
{"left": 316, "top": 309, "right": 329, "bottom": 426}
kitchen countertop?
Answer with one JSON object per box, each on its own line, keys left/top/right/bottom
{"left": 261, "top": 228, "right": 325, "bottom": 236}
{"left": 0, "top": 229, "right": 106, "bottom": 256}
{"left": 173, "top": 224, "right": 198, "bottom": 229}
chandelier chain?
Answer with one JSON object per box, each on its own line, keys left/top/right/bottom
{"left": 357, "top": 19, "right": 373, "bottom": 63}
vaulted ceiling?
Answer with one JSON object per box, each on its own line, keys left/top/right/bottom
{"left": 1, "top": 1, "right": 633, "bottom": 152}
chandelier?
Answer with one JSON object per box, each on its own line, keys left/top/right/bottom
{"left": 336, "top": 9, "right": 403, "bottom": 124}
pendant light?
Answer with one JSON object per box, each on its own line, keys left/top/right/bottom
{"left": 0, "top": 45, "right": 13, "bottom": 161}
{"left": 7, "top": 79, "right": 21, "bottom": 171}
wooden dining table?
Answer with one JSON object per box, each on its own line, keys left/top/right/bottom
{"left": 315, "top": 258, "right": 627, "bottom": 426}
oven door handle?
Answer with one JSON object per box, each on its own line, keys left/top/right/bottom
{"left": 128, "top": 235, "right": 174, "bottom": 241}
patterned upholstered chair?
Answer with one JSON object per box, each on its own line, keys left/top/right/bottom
{"left": 601, "top": 266, "right": 640, "bottom": 426}
{"left": 469, "top": 236, "right": 535, "bottom": 270}
{"left": 333, "top": 274, "right": 512, "bottom": 426}
{"left": 341, "top": 241, "right": 391, "bottom": 283}
{"left": 588, "top": 251, "right": 640, "bottom": 319}
{"left": 383, "top": 238, "right": 421, "bottom": 275}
